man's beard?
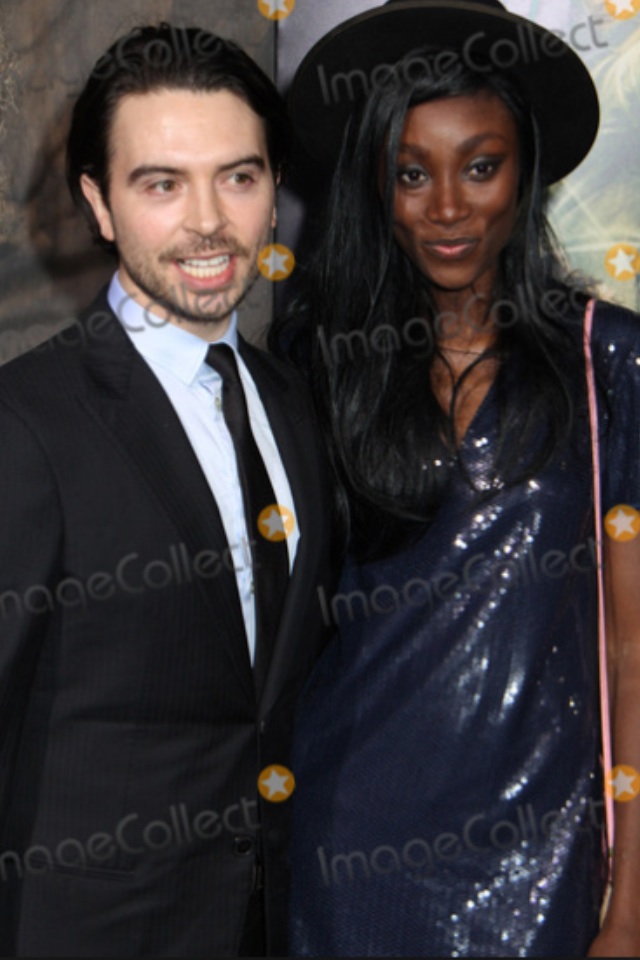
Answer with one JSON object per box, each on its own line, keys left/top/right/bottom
{"left": 118, "top": 235, "right": 262, "bottom": 326}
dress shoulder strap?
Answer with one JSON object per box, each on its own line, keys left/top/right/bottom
{"left": 583, "top": 298, "right": 614, "bottom": 917}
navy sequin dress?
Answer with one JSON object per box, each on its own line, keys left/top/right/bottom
{"left": 290, "top": 302, "right": 640, "bottom": 957}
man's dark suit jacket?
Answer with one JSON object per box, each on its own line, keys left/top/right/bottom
{"left": 0, "top": 291, "right": 336, "bottom": 957}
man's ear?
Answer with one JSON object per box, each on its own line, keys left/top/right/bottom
{"left": 80, "top": 174, "right": 115, "bottom": 242}
{"left": 271, "top": 170, "right": 281, "bottom": 229}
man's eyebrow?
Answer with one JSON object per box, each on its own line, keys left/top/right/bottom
{"left": 127, "top": 155, "right": 267, "bottom": 186}
{"left": 127, "top": 166, "right": 182, "bottom": 186}
{"left": 217, "top": 154, "right": 267, "bottom": 174}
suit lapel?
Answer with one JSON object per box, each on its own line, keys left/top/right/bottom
{"left": 77, "top": 296, "right": 255, "bottom": 700}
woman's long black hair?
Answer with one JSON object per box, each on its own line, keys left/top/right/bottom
{"left": 272, "top": 54, "right": 593, "bottom": 561}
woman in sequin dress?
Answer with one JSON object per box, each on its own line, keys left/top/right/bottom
{"left": 275, "top": 1, "right": 640, "bottom": 956}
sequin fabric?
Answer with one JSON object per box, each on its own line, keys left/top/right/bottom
{"left": 289, "top": 302, "right": 640, "bottom": 957}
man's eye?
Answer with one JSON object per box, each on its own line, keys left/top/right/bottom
{"left": 149, "top": 180, "right": 176, "bottom": 194}
{"left": 230, "top": 172, "right": 255, "bottom": 186}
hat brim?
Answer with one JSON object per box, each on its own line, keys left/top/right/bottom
{"left": 288, "top": 0, "right": 599, "bottom": 184}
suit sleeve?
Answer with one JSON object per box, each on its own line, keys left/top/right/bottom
{"left": 0, "top": 399, "right": 63, "bottom": 811}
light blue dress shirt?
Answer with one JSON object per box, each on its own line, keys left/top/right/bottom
{"left": 108, "top": 272, "right": 299, "bottom": 665}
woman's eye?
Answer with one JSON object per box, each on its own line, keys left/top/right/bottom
{"left": 468, "top": 160, "right": 499, "bottom": 180}
{"left": 397, "top": 167, "right": 428, "bottom": 186}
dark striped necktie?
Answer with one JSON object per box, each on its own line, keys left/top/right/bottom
{"left": 206, "top": 344, "right": 289, "bottom": 690}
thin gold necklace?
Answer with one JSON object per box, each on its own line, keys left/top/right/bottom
{"left": 439, "top": 346, "right": 488, "bottom": 356}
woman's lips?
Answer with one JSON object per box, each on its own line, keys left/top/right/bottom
{"left": 423, "top": 239, "right": 478, "bottom": 260}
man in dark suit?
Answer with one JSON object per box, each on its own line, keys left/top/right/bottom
{"left": 0, "top": 24, "right": 335, "bottom": 957}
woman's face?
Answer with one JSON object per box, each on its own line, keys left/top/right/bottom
{"left": 392, "top": 90, "right": 521, "bottom": 311}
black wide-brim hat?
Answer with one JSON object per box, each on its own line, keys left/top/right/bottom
{"left": 288, "top": 0, "right": 600, "bottom": 184}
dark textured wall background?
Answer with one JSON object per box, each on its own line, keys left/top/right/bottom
{"left": 1, "top": 0, "right": 639, "bottom": 367}
{"left": 0, "top": 0, "right": 276, "bottom": 362}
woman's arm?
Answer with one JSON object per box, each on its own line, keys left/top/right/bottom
{"left": 589, "top": 531, "right": 640, "bottom": 957}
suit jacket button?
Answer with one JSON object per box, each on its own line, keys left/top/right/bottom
{"left": 233, "top": 836, "right": 254, "bottom": 856}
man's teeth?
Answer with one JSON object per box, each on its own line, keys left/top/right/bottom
{"left": 179, "top": 255, "right": 231, "bottom": 278}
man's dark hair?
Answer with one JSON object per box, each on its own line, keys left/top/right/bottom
{"left": 66, "top": 23, "right": 289, "bottom": 255}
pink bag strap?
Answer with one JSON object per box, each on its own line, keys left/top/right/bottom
{"left": 583, "top": 298, "right": 614, "bottom": 882}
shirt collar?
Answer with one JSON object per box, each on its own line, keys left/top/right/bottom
{"left": 107, "top": 272, "right": 239, "bottom": 386}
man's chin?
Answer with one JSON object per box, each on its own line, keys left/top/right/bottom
{"left": 174, "top": 310, "right": 231, "bottom": 326}
{"left": 164, "top": 295, "right": 238, "bottom": 326}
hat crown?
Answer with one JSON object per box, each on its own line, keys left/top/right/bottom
{"left": 385, "top": 0, "right": 506, "bottom": 9}
{"left": 291, "top": 0, "right": 600, "bottom": 183}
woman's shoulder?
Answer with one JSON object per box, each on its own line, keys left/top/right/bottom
{"left": 589, "top": 299, "right": 640, "bottom": 403}
{"left": 592, "top": 298, "right": 640, "bottom": 349}
{"left": 590, "top": 301, "right": 640, "bottom": 497}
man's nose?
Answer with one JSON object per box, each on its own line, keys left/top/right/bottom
{"left": 183, "top": 183, "right": 227, "bottom": 235}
